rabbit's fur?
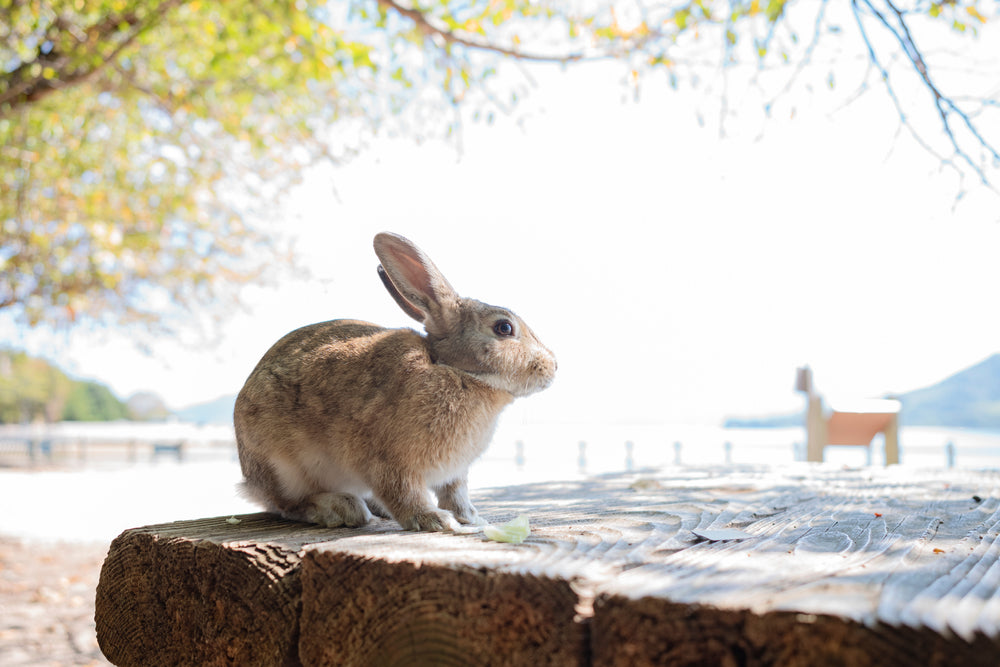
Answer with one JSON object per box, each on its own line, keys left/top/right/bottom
{"left": 235, "top": 232, "right": 556, "bottom": 531}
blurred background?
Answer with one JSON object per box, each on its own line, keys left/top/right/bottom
{"left": 3, "top": 5, "right": 999, "bottom": 660}
{"left": 2, "top": 0, "right": 1000, "bottom": 541}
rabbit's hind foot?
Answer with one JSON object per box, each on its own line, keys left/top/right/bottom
{"left": 290, "top": 492, "right": 372, "bottom": 528}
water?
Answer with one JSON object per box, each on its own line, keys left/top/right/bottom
{"left": 2, "top": 421, "right": 998, "bottom": 542}
{"left": 478, "top": 421, "right": 1000, "bottom": 485}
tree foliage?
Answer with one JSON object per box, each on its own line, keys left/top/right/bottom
{"left": 2, "top": 0, "right": 356, "bottom": 331}
{"left": 2, "top": 0, "right": 997, "bottom": 332}
{"left": 0, "top": 348, "right": 72, "bottom": 422}
{"left": 63, "top": 378, "right": 131, "bottom": 421}
{"left": 0, "top": 348, "right": 130, "bottom": 422}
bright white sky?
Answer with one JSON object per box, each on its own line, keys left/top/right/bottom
{"left": 6, "top": 10, "right": 1000, "bottom": 426}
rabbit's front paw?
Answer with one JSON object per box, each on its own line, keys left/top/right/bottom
{"left": 435, "top": 479, "right": 480, "bottom": 524}
{"left": 439, "top": 497, "right": 480, "bottom": 525}
{"left": 399, "top": 508, "right": 461, "bottom": 532}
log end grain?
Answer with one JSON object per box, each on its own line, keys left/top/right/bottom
{"left": 95, "top": 515, "right": 309, "bottom": 666}
{"left": 299, "top": 543, "right": 588, "bottom": 666}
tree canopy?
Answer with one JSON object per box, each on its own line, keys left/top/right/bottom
{"left": 2, "top": 0, "right": 997, "bottom": 332}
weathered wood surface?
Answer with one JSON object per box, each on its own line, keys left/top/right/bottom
{"left": 96, "top": 464, "right": 1000, "bottom": 666}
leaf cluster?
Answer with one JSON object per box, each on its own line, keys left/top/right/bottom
{"left": 1, "top": 0, "right": 371, "bottom": 330}
{"left": 1, "top": 0, "right": 996, "bottom": 334}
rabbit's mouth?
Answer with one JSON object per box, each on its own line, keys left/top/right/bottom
{"left": 464, "top": 363, "right": 556, "bottom": 398}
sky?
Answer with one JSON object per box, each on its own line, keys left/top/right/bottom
{"left": 5, "top": 9, "right": 1000, "bottom": 427}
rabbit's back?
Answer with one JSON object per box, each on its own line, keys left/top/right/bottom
{"left": 234, "top": 319, "right": 504, "bottom": 471}
{"left": 235, "top": 319, "right": 413, "bottom": 435}
{"left": 234, "top": 320, "right": 426, "bottom": 506}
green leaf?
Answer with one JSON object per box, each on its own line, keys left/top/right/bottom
{"left": 765, "top": 0, "right": 785, "bottom": 22}
{"left": 674, "top": 7, "right": 691, "bottom": 30}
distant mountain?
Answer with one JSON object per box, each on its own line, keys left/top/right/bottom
{"left": 724, "top": 353, "right": 1000, "bottom": 431}
{"left": 127, "top": 391, "right": 171, "bottom": 421}
{"left": 896, "top": 354, "right": 1000, "bottom": 429}
{"left": 174, "top": 394, "right": 237, "bottom": 425}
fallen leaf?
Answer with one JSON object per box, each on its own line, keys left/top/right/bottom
{"left": 630, "top": 478, "right": 663, "bottom": 491}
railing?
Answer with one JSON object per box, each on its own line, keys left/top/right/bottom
{"left": 0, "top": 421, "right": 236, "bottom": 467}
{"left": 1, "top": 422, "right": 997, "bottom": 472}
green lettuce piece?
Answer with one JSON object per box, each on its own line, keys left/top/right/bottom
{"left": 483, "top": 514, "right": 530, "bottom": 544}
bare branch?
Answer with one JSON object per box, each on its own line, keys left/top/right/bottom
{"left": 854, "top": 0, "right": 999, "bottom": 189}
{"left": 763, "top": 0, "right": 832, "bottom": 117}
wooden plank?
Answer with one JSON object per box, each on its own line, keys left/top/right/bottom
{"left": 826, "top": 410, "right": 894, "bottom": 445}
{"left": 884, "top": 414, "right": 900, "bottom": 464}
{"left": 805, "top": 397, "right": 827, "bottom": 462}
{"left": 96, "top": 465, "right": 1000, "bottom": 665}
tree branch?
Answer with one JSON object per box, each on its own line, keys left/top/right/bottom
{"left": 762, "top": 0, "right": 831, "bottom": 117}
{"left": 854, "top": 0, "right": 999, "bottom": 189}
{"left": 376, "top": 0, "right": 590, "bottom": 63}
{"left": 0, "top": 0, "right": 185, "bottom": 115}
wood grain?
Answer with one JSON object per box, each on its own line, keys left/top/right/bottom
{"left": 95, "top": 465, "right": 1000, "bottom": 665}
{"left": 300, "top": 537, "right": 585, "bottom": 666}
{"left": 95, "top": 514, "right": 334, "bottom": 666}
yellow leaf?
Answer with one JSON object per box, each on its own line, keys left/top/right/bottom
{"left": 966, "top": 6, "right": 987, "bottom": 24}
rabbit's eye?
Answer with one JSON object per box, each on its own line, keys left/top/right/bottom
{"left": 493, "top": 319, "right": 515, "bottom": 337}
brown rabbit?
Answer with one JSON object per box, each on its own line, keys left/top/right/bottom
{"left": 234, "top": 232, "right": 556, "bottom": 531}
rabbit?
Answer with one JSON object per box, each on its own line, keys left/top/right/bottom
{"left": 234, "top": 232, "right": 557, "bottom": 532}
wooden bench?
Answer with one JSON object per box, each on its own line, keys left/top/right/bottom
{"left": 95, "top": 465, "right": 1000, "bottom": 666}
{"left": 797, "top": 366, "right": 901, "bottom": 465}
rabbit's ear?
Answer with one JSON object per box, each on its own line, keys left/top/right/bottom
{"left": 373, "top": 233, "right": 460, "bottom": 326}
{"left": 377, "top": 264, "right": 425, "bottom": 322}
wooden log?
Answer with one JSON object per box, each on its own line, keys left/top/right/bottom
{"left": 590, "top": 597, "right": 1000, "bottom": 667}
{"left": 95, "top": 514, "right": 334, "bottom": 666}
{"left": 95, "top": 465, "right": 1000, "bottom": 666}
{"left": 300, "top": 536, "right": 586, "bottom": 666}
{"left": 97, "top": 514, "right": 589, "bottom": 666}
